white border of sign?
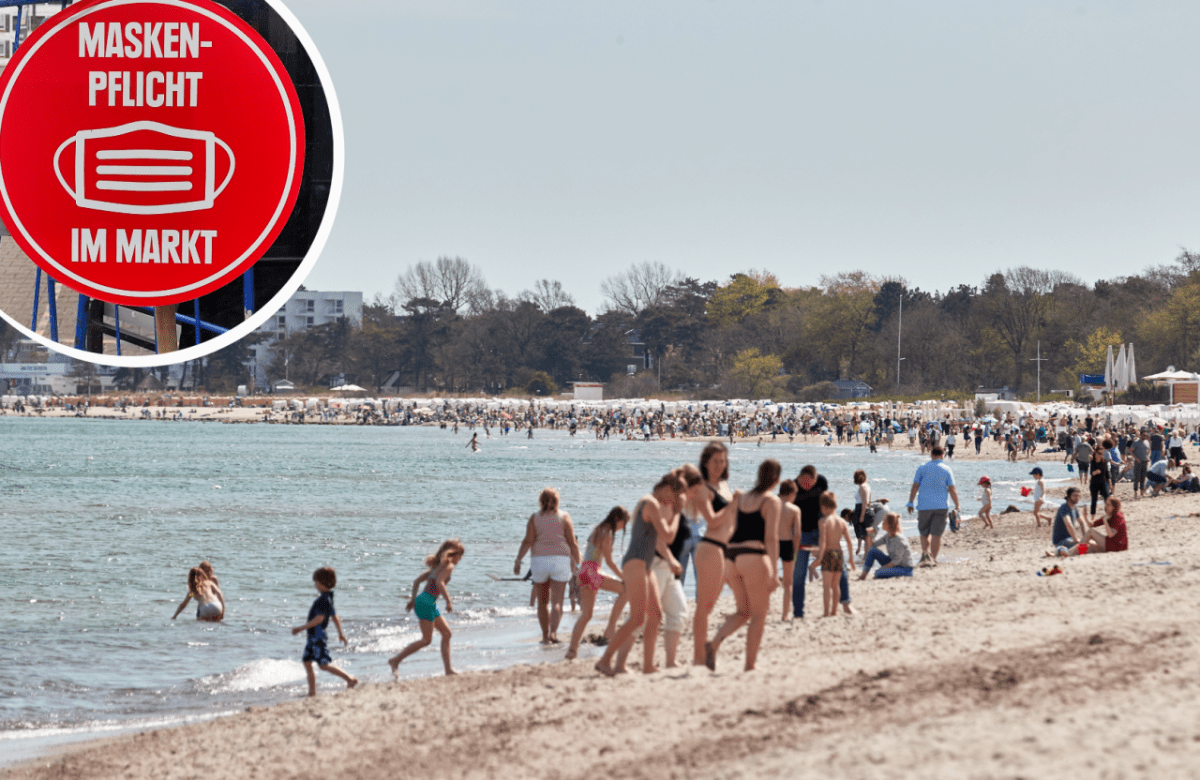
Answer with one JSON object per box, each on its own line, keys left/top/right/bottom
{"left": 0, "top": 0, "right": 343, "bottom": 369}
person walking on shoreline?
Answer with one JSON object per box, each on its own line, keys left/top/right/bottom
{"left": 515, "top": 488, "right": 582, "bottom": 644}
{"left": 905, "top": 446, "right": 961, "bottom": 567}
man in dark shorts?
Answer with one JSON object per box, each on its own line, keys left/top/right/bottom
{"left": 792, "top": 465, "right": 852, "bottom": 617}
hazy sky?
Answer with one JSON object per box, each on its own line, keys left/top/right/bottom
{"left": 290, "top": 0, "right": 1200, "bottom": 315}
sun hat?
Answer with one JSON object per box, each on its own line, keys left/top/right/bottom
{"left": 978, "top": 476, "right": 991, "bottom": 485}
{"left": 1030, "top": 467, "right": 1043, "bottom": 475}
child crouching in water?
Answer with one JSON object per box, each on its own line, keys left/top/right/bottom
{"left": 809, "top": 492, "right": 854, "bottom": 617}
{"left": 388, "top": 539, "right": 464, "bottom": 678}
{"left": 292, "top": 567, "right": 358, "bottom": 697}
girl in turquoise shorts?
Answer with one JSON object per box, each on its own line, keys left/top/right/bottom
{"left": 388, "top": 539, "right": 465, "bottom": 678}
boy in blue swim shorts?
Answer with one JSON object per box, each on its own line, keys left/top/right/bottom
{"left": 292, "top": 567, "right": 358, "bottom": 697}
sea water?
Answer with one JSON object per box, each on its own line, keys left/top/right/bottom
{"left": 0, "top": 418, "right": 1067, "bottom": 762}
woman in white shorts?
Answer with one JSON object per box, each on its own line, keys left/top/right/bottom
{"left": 515, "top": 488, "right": 581, "bottom": 644}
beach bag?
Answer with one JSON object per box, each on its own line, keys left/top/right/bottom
{"left": 948, "top": 509, "right": 960, "bottom": 533}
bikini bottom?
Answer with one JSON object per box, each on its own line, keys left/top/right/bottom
{"left": 724, "top": 545, "right": 766, "bottom": 562}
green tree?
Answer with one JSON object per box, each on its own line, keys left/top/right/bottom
{"left": 708, "top": 271, "right": 780, "bottom": 327}
{"left": 1064, "top": 325, "right": 1125, "bottom": 380}
{"left": 1138, "top": 272, "right": 1200, "bottom": 371}
{"left": 724, "top": 348, "right": 783, "bottom": 398}
{"left": 526, "top": 371, "right": 558, "bottom": 396}
{"left": 803, "top": 272, "right": 881, "bottom": 379}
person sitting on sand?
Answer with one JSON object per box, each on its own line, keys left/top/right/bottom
{"left": 389, "top": 539, "right": 464, "bottom": 677}
{"left": 1051, "top": 487, "right": 1083, "bottom": 553}
{"left": 1064, "top": 496, "right": 1127, "bottom": 555}
{"left": 859, "top": 512, "right": 914, "bottom": 579}
{"left": 566, "top": 507, "right": 629, "bottom": 660}
{"left": 172, "top": 567, "right": 224, "bottom": 622}
{"left": 1168, "top": 464, "right": 1198, "bottom": 493}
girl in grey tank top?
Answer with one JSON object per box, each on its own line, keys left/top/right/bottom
{"left": 622, "top": 500, "right": 658, "bottom": 566}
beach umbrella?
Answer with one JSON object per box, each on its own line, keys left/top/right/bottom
{"left": 1115, "top": 344, "right": 1128, "bottom": 392}
{"left": 1127, "top": 344, "right": 1137, "bottom": 386}
{"left": 1104, "top": 345, "right": 1114, "bottom": 393}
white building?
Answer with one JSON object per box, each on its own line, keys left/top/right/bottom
{"left": 0, "top": 5, "right": 63, "bottom": 68}
{"left": 247, "top": 290, "right": 363, "bottom": 390}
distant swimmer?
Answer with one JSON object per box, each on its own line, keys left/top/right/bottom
{"left": 467, "top": 433, "right": 480, "bottom": 452}
{"left": 172, "top": 566, "right": 225, "bottom": 622}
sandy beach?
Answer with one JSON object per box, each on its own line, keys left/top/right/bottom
{"left": 5, "top": 473, "right": 1197, "bottom": 780}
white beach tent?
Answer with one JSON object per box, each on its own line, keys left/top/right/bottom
{"left": 1143, "top": 370, "right": 1196, "bottom": 382}
{"left": 1115, "top": 344, "right": 1129, "bottom": 392}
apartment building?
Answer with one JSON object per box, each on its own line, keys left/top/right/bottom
{"left": 247, "top": 290, "right": 363, "bottom": 389}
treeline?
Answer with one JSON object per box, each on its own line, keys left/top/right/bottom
{"left": 9, "top": 251, "right": 1199, "bottom": 399}
{"left": 226, "top": 251, "right": 1198, "bottom": 400}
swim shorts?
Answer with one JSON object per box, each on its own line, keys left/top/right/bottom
{"left": 821, "top": 548, "right": 844, "bottom": 573}
{"left": 778, "top": 539, "right": 795, "bottom": 562}
{"left": 302, "top": 634, "right": 332, "bottom": 666}
{"left": 578, "top": 560, "right": 604, "bottom": 591}
{"left": 531, "top": 555, "right": 573, "bottom": 583}
{"left": 414, "top": 591, "right": 441, "bottom": 622}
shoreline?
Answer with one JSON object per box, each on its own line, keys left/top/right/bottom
{"left": 6, "top": 479, "right": 1198, "bottom": 779}
{"left": 0, "top": 409, "right": 1080, "bottom": 465}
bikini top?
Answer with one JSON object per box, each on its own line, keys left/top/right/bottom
{"left": 708, "top": 483, "right": 729, "bottom": 513}
{"left": 583, "top": 536, "right": 604, "bottom": 564}
{"left": 425, "top": 569, "right": 450, "bottom": 596}
{"left": 728, "top": 500, "right": 766, "bottom": 545}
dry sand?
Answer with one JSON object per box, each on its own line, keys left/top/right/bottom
{"left": 6, "top": 478, "right": 1199, "bottom": 780}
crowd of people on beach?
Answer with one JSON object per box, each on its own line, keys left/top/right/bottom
{"left": 164, "top": 409, "right": 1195, "bottom": 696}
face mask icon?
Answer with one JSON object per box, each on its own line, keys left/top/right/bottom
{"left": 53, "top": 120, "right": 235, "bottom": 215}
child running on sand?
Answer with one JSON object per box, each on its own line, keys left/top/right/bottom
{"left": 292, "top": 567, "right": 358, "bottom": 697}
{"left": 389, "top": 539, "right": 465, "bottom": 677}
{"left": 977, "top": 476, "right": 994, "bottom": 529}
{"left": 1030, "top": 467, "right": 1046, "bottom": 527}
{"left": 809, "top": 492, "right": 854, "bottom": 617}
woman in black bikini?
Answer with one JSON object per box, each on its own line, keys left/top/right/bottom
{"left": 689, "top": 443, "right": 740, "bottom": 667}
{"left": 705, "top": 458, "right": 781, "bottom": 672}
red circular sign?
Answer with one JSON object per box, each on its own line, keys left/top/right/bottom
{"left": 0, "top": 0, "right": 304, "bottom": 306}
